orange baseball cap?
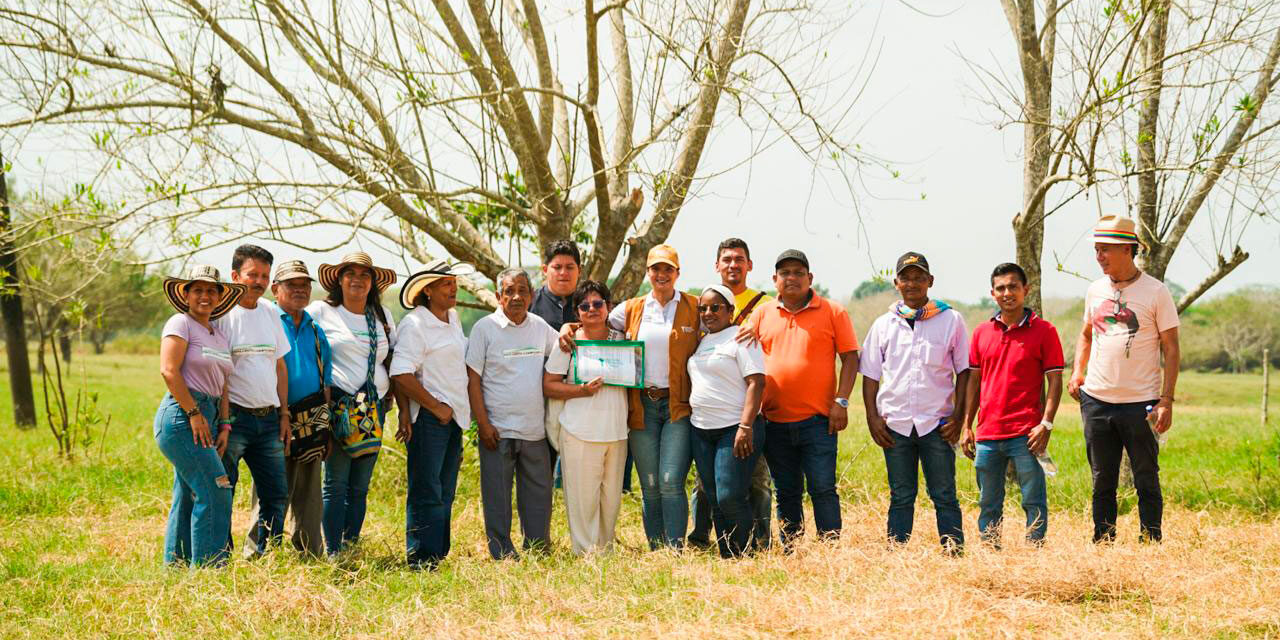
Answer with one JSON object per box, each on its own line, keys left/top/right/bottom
{"left": 646, "top": 244, "right": 680, "bottom": 269}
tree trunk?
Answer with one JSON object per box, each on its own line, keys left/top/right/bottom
{"left": 58, "top": 333, "right": 71, "bottom": 364}
{"left": 0, "top": 150, "right": 36, "bottom": 429}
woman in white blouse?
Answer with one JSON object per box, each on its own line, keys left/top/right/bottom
{"left": 390, "top": 259, "right": 473, "bottom": 570}
{"left": 686, "top": 285, "right": 766, "bottom": 558}
{"left": 307, "top": 252, "right": 401, "bottom": 556}
{"left": 543, "top": 280, "right": 630, "bottom": 555}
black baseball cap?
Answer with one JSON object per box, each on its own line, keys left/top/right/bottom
{"left": 895, "top": 251, "right": 930, "bottom": 275}
{"left": 774, "top": 249, "right": 810, "bottom": 270}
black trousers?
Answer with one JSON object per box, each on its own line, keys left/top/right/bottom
{"left": 1080, "top": 391, "right": 1162, "bottom": 542}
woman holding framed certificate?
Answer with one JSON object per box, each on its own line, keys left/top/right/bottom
{"left": 543, "top": 280, "right": 632, "bottom": 554}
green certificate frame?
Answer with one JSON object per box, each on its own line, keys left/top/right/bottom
{"left": 571, "top": 340, "right": 646, "bottom": 389}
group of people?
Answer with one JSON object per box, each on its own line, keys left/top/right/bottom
{"left": 152, "top": 214, "right": 1180, "bottom": 568}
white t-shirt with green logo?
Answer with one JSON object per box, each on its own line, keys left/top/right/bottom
{"left": 464, "top": 309, "right": 557, "bottom": 440}
{"left": 306, "top": 301, "right": 396, "bottom": 399}
{"left": 215, "top": 299, "right": 291, "bottom": 408}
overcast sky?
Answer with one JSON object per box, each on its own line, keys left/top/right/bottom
{"left": 8, "top": 0, "right": 1278, "bottom": 304}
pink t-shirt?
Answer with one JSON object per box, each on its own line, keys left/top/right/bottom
{"left": 1082, "top": 273, "right": 1179, "bottom": 404}
{"left": 162, "top": 313, "right": 234, "bottom": 397}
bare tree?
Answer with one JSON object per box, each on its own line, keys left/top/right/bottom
{"left": 0, "top": 0, "right": 873, "bottom": 303}
{"left": 977, "top": 0, "right": 1280, "bottom": 312}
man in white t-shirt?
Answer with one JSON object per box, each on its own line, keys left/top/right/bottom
{"left": 466, "top": 268, "right": 558, "bottom": 559}
{"left": 216, "top": 244, "right": 293, "bottom": 556}
{"left": 1068, "top": 216, "right": 1180, "bottom": 543}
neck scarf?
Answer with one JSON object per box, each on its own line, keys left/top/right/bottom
{"left": 891, "top": 299, "right": 951, "bottom": 322}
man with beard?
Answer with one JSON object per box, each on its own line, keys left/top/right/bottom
{"left": 217, "top": 244, "right": 292, "bottom": 555}
{"left": 1068, "top": 215, "right": 1180, "bottom": 543}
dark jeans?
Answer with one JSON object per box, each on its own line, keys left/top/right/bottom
{"left": 689, "top": 453, "right": 772, "bottom": 551}
{"left": 690, "top": 420, "right": 766, "bottom": 557}
{"left": 322, "top": 447, "right": 378, "bottom": 555}
{"left": 763, "top": 414, "right": 841, "bottom": 544}
{"left": 974, "top": 435, "right": 1047, "bottom": 544}
{"left": 883, "top": 426, "right": 964, "bottom": 549}
{"left": 1080, "top": 391, "right": 1162, "bottom": 542}
{"left": 222, "top": 406, "right": 288, "bottom": 556}
{"left": 405, "top": 410, "right": 464, "bottom": 567}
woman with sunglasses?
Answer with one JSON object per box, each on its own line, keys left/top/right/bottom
{"left": 543, "top": 280, "right": 631, "bottom": 554}
{"left": 557, "top": 245, "right": 700, "bottom": 549}
{"left": 686, "top": 285, "right": 766, "bottom": 557}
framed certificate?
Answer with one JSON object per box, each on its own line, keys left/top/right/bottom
{"left": 571, "top": 340, "right": 645, "bottom": 389}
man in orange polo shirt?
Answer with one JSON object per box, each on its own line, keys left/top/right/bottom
{"left": 747, "top": 249, "right": 859, "bottom": 544}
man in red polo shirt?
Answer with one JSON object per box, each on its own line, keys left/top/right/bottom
{"left": 961, "top": 262, "right": 1063, "bottom": 546}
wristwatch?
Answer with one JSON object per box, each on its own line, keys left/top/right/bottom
{"left": 833, "top": 397, "right": 850, "bottom": 409}
{"left": 1039, "top": 419, "right": 1054, "bottom": 431}
{"left": 184, "top": 406, "right": 201, "bottom": 419}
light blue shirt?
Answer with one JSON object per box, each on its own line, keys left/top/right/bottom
{"left": 279, "top": 308, "right": 333, "bottom": 405}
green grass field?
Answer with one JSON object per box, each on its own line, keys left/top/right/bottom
{"left": 1, "top": 352, "right": 1279, "bottom": 637}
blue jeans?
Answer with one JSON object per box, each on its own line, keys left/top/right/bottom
{"left": 405, "top": 410, "right": 463, "bottom": 567}
{"left": 689, "top": 419, "right": 766, "bottom": 557}
{"left": 974, "top": 435, "right": 1047, "bottom": 544}
{"left": 628, "top": 395, "right": 693, "bottom": 549}
{"left": 764, "top": 415, "right": 841, "bottom": 544}
{"left": 154, "top": 391, "right": 232, "bottom": 567}
{"left": 884, "top": 426, "right": 964, "bottom": 548}
{"left": 221, "top": 406, "right": 288, "bottom": 556}
{"left": 690, "top": 458, "right": 772, "bottom": 551}
{"left": 322, "top": 446, "right": 378, "bottom": 555}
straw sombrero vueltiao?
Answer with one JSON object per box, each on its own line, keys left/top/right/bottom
{"left": 162, "top": 265, "right": 247, "bottom": 320}
{"left": 317, "top": 252, "right": 397, "bottom": 293}
{"left": 400, "top": 258, "right": 476, "bottom": 310}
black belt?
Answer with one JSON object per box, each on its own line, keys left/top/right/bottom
{"left": 231, "top": 403, "right": 277, "bottom": 417}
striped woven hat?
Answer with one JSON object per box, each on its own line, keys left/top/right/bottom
{"left": 162, "top": 265, "right": 247, "bottom": 320}
{"left": 1093, "top": 215, "right": 1141, "bottom": 245}
{"left": 317, "top": 252, "right": 397, "bottom": 294}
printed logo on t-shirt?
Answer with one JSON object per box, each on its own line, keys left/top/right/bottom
{"left": 231, "top": 343, "right": 276, "bottom": 358}
{"left": 502, "top": 346, "right": 544, "bottom": 359}
{"left": 201, "top": 347, "right": 232, "bottom": 362}
{"left": 1092, "top": 296, "right": 1139, "bottom": 357}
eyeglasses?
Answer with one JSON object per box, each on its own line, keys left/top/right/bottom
{"left": 697, "top": 303, "right": 730, "bottom": 314}
{"left": 577, "top": 300, "right": 607, "bottom": 312}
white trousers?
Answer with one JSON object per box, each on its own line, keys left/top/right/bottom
{"left": 560, "top": 431, "right": 627, "bottom": 555}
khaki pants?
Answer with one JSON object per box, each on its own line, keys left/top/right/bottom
{"left": 560, "top": 431, "right": 627, "bottom": 555}
{"left": 247, "top": 456, "right": 325, "bottom": 556}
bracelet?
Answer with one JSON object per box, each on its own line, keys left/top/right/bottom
{"left": 738, "top": 423, "right": 753, "bottom": 430}
{"left": 1159, "top": 395, "right": 1175, "bottom": 403}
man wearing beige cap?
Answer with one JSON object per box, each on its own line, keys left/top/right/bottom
{"left": 1068, "top": 215, "right": 1180, "bottom": 543}
{"left": 244, "top": 259, "right": 332, "bottom": 555}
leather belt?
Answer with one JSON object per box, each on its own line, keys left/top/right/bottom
{"left": 644, "top": 387, "right": 670, "bottom": 400}
{"left": 231, "top": 403, "right": 277, "bottom": 417}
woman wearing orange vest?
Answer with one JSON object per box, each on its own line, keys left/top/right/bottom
{"left": 611, "top": 245, "right": 700, "bottom": 549}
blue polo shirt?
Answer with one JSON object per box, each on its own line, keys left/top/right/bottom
{"left": 280, "top": 308, "right": 333, "bottom": 405}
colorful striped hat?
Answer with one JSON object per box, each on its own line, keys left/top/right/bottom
{"left": 1093, "top": 215, "right": 1141, "bottom": 245}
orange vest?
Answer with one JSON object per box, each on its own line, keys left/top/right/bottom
{"left": 623, "top": 292, "right": 700, "bottom": 430}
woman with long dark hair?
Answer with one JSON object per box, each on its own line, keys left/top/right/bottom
{"left": 305, "top": 252, "right": 403, "bottom": 555}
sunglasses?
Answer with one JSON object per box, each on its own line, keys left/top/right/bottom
{"left": 697, "top": 303, "right": 731, "bottom": 314}
{"left": 577, "top": 300, "right": 607, "bottom": 312}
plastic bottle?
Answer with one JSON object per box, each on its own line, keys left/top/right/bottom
{"left": 1036, "top": 453, "right": 1057, "bottom": 478}
{"left": 1146, "top": 404, "right": 1168, "bottom": 447}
